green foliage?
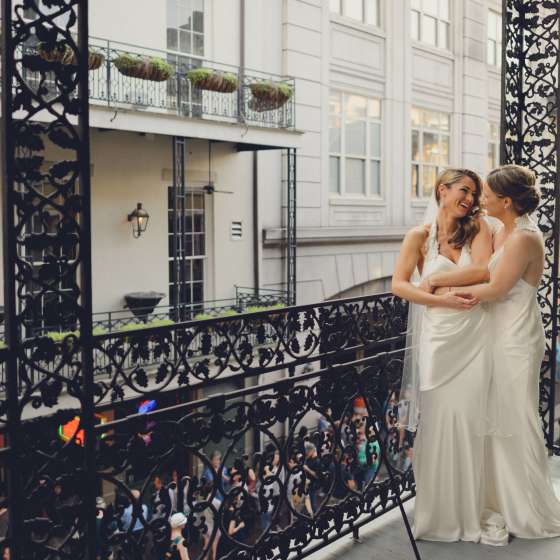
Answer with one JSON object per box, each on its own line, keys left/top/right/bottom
{"left": 113, "top": 54, "right": 173, "bottom": 80}
{"left": 193, "top": 313, "right": 214, "bottom": 321}
{"left": 113, "top": 53, "right": 143, "bottom": 71}
{"left": 223, "top": 73, "right": 238, "bottom": 87}
{"left": 245, "top": 303, "right": 286, "bottom": 313}
{"left": 150, "top": 57, "right": 173, "bottom": 74}
{"left": 45, "top": 326, "right": 108, "bottom": 341}
{"left": 250, "top": 81, "right": 293, "bottom": 99}
{"left": 277, "top": 82, "right": 294, "bottom": 99}
{"left": 187, "top": 68, "right": 239, "bottom": 92}
{"left": 187, "top": 67, "right": 213, "bottom": 84}
{"left": 117, "top": 318, "right": 175, "bottom": 332}
{"left": 193, "top": 308, "right": 239, "bottom": 321}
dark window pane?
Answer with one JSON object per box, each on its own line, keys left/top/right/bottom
{"left": 185, "top": 234, "right": 193, "bottom": 257}
{"left": 180, "top": 283, "right": 192, "bottom": 305}
{"left": 193, "top": 259, "right": 203, "bottom": 281}
{"left": 167, "top": 28, "right": 178, "bottom": 51}
{"left": 192, "top": 282, "right": 203, "bottom": 304}
{"left": 194, "top": 213, "right": 204, "bottom": 233}
{"left": 193, "top": 234, "right": 205, "bottom": 256}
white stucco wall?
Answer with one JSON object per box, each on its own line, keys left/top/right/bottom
{"left": 0, "top": 0, "right": 503, "bottom": 312}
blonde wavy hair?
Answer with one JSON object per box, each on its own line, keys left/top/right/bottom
{"left": 433, "top": 168, "right": 483, "bottom": 248}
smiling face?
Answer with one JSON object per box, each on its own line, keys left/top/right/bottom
{"left": 437, "top": 175, "right": 478, "bottom": 219}
{"left": 482, "top": 180, "right": 505, "bottom": 218}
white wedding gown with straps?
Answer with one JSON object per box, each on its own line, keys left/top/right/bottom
{"left": 413, "top": 222, "right": 491, "bottom": 542}
{"left": 483, "top": 214, "right": 560, "bottom": 539}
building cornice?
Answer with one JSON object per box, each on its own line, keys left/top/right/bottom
{"left": 263, "top": 226, "right": 409, "bottom": 246}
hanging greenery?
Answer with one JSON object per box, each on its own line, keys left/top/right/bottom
{"left": 112, "top": 54, "right": 174, "bottom": 82}
{"left": 187, "top": 67, "right": 239, "bottom": 93}
{"left": 37, "top": 42, "right": 105, "bottom": 71}
{"left": 249, "top": 80, "right": 293, "bottom": 112}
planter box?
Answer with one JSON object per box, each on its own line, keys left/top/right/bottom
{"left": 38, "top": 43, "right": 105, "bottom": 71}
{"left": 113, "top": 55, "right": 173, "bottom": 82}
{"left": 187, "top": 68, "right": 238, "bottom": 93}
{"left": 249, "top": 81, "right": 293, "bottom": 112}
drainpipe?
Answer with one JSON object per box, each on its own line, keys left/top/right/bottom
{"left": 253, "top": 151, "right": 260, "bottom": 292}
{"left": 241, "top": 0, "right": 260, "bottom": 293}
{"left": 238, "top": 0, "right": 246, "bottom": 122}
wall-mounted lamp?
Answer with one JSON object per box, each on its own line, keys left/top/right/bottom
{"left": 127, "top": 202, "right": 149, "bottom": 238}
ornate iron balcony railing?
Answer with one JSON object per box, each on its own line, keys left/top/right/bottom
{"left": 85, "top": 37, "right": 296, "bottom": 129}
{"left": 0, "top": 291, "right": 416, "bottom": 559}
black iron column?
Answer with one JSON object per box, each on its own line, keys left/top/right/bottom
{"left": 172, "top": 136, "right": 187, "bottom": 320}
{"left": 286, "top": 148, "right": 297, "bottom": 306}
{"left": 501, "top": 0, "right": 560, "bottom": 453}
{"left": 2, "top": 0, "right": 94, "bottom": 556}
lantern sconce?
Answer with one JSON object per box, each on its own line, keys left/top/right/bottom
{"left": 127, "top": 202, "right": 149, "bottom": 238}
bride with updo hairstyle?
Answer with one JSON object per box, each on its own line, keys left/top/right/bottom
{"left": 436, "top": 163, "right": 560, "bottom": 543}
{"left": 486, "top": 163, "right": 540, "bottom": 216}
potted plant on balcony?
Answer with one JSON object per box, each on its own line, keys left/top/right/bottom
{"left": 112, "top": 54, "right": 173, "bottom": 82}
{"left": 249, "top": 80, "right": 293, "bottom": 112}
{"left": 37, "top": 42, "right": 105, "bottom": 71}
{"left": 187, "top": 68, "right": 239, "bottom": 93}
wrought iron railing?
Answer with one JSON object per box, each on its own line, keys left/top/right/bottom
{"left": 86, "top": 37, "right": 295, "bottom": 129}
{"left": 0, "top": 292, "right": 416, "bottom": 558}
{"left": 0, "top": 288, "right": 290, "bottom": 384}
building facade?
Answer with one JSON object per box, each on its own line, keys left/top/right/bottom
{"left": 0, "top": 0, "right": 503, "bottom": 326}
{"left": 270, "top": 0, "right": 503, "bottom": 304}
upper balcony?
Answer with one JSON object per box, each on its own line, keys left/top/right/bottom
{"left": 14, "top": 35, "right": 296, "bottom": 135}
{"left": 19, "top": 35, "right": 287, "bottom": 133}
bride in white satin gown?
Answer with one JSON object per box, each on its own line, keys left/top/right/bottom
{"left": 455, "top": 165, "right": 560, "bottom": 540}
{"left": 392, "top": 168, "right": 494, "bottom": 542}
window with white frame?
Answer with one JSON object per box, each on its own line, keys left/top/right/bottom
{"left": 488, "top": 122, "right": 500, "bottom": 171}
{"left": 329, "top": 92, "right": 382, "bottom": 197}
{"left": 411, "top": 0, "right": 450, "bottom": 50}
{"left": 411, "top": 107, "right": 450, "bottom": 198}
{"left": 487, "top": 10, "right": 502, "bottom": 66}
{"left": 167, "top": 0, "right": 204, "bottom": 56}
{"left": 330, "top": 0, "right": 380, "bottom": 27}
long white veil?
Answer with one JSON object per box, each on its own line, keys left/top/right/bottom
{"left": 398, "top": 194, "right": 438, "bottom": 432}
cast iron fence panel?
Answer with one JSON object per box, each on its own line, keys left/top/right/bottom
{"left": 1, "top": 0, "right": 95, "bottom": 557}
{"left": 501, "top": 0, "right": 560, "bottom": 453}
{"left": 87, "top": 354, "right": 417, "bottom": 560}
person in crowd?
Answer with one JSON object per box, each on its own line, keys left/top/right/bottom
{"left": 121, "top": 489, "right": 149, "bottom": 535}
{"left": 151, "top": 473, "right": 172, "bottom": 520}
{"left": 260, "top": 448, "right": 281, "bottom": 529}
{"left": 216, "top": 494, "right": 248, "bottom": 560}
{"left": 303, "top": 442, "right": 321, "bottom": 515}
{"left": 202, "top": 451, "right": 229, "bottom": 501}
{"left": 167, "top": 512, "right": 189, "bottom": 560}
{"left": 330, "top": 449, "right": 357, "bottom": 504}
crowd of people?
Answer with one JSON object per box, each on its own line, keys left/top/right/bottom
{"left": 91, "top": 395, "right": 410, "bottom": 560}
{"left": 0, "top": 396, "right": 409, "bottom": 559}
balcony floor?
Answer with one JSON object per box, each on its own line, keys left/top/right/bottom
{"left": 311, "top": 457, "right": 560, "bottom": 560}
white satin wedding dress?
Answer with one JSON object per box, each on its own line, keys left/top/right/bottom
{"left": 484, "top": 214, "right": 560, "bottom": 539}
{"left": 413, "top": 222, "right": 490, "bottom": 542}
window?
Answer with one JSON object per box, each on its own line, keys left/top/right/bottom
{"left": 330, "top": 0, "right": 380, "bottom": 27}
{"left": 411, "top": 107, "right": 450, "bottom": 198}
{"left": 330, "top": 92, "right": 382, "bottom": 197}
{"left": 487, "top": 10, "right": 502, "bottom": 66}
{"left": 23, "top": 183, "right": 78, "bottom": 335}
{"left": 167, "top": 0, "right": 204, "bottom": 56}
{"left": 488, "top": 122, "right": 500, "bottom": 171}
{"left": 411, "top": 0, "right": 450, "bottom": 50}
{"left": 168, "top": 189, "right": 205, "bottom": 317}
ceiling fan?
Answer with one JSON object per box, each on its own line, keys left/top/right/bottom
{"left": 203, "top": 141, "right": 233, "bottom": 195}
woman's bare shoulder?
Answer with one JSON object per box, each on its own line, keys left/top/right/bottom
{"left": 401, "top": 225, "right": 430, "bottom": 252}
{"left": 507, "top": 228, "right": 543, "bottom": 258}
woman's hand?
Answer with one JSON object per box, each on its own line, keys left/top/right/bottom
{"left": 436, "top": 291, "right": 479, "bottom": 310}
{"left": 419, "top": 276, "right": 434, "bottom": 293}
